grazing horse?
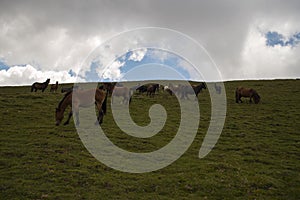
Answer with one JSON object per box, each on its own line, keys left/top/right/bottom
{"left": 50, "top": 81, "right": 59, "bottom": 92}
{"left": 112, "top": 86, "right": 131, "bottom": 104}
{"left": 214, "top": 83, "right": 221, "bottom": 94}
{"left": 235, "top": 87, "right": 260, "bottom": 104}
{"left": 147, "top": 84, "right": 159, "bottom": 97}
{"left": 168, "top": 83, "right": 181, "bottom": 96}
{"left": 164, "top": 85, "right": 173, "bottom": 96}
{"left": 55, "top": 89, "right": 107, "bottom": 126}
{"left": 31, "top": 78, "right": 50, "bottom": 92}
{"left": 180, "top": 82, "right": 206, "bottom": 99}
{"left": 136, "top": 85, "right": 148, "bottom": 94}
{"left": 61, "top": 86, "right": 79, "bottom": 93}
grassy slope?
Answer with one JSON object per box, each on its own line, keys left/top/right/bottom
{"left": 0, "top": 80, "right": 299, "bottom": 199}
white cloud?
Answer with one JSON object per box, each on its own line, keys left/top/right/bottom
{"left": 128, "top": 48, "right": 147, "bottom": 62}
{"left": 0, "top": 0, "right": 299, "bottom": 85}
{"left": 240, "top": 23, "right": 300, "bottom": 79}
{"left": 0, "top": 64, "right": 83, "bottom": 86}
{"left": 100, "top": 60, "right": 125, "bottom": 81}
{"left": 148, "top": 49, "right": 172, "bottom": 62}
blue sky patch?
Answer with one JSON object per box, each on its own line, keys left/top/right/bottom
{"left": 118, "top": 48, "right": 191, "bottom": 81}
{"left": 266, "top": 31, "right": 300, "bottom": 47}
{"left": 0, "top": 61, "right": 10, "bottom": 71}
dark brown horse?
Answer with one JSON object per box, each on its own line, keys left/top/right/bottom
{"left": 31, "top": 78, "right": 50, "bottom": 92}
{"left": 55, "top": 88, "right": 107, "bottom": 126}
{"left": 102, "top": 82, "right": 116, "bottom": 95}
{"left": 147, "top": 84, "right": 159, "bottom": 97}
{"left": 235, "top": 87, "right": 260, "bottom": 104}
{"left": 180, "top": 82, "right": 206, "bottom": 99}
{"left": 50, "top": 81, "right": 58, "bottom": 92}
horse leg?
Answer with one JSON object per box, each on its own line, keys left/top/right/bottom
{"left": 180, "top": 91, "right": 184, "bottom": 99}
{"left": 95, "top": 109, "right": 104, "bottom": 125}
{"left": 64, "top": 111, "right": 73, "bottom": 125}
{"left": 95, "top": 102, "right": 104, "bottom": 124}
{"left": 74, "top": 111, "right": 80, "bottom": 126}
{"left": 194, "top": 92, "right": 199, "bottom": 100}
{"left": 235, "top": 92, "right": 239, "bottom": 103}
{"left": 72, "top": 104, "right": 80, "bottom": 126}
{"left": 236, "top": 94, "right": 242, "bottom": 103}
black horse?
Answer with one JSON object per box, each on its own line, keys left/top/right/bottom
{"left": 136, "top": 85, "right": 148, "bottom": 94}
{"left": 31, "top": 79, "right": 50, "bottom": 92}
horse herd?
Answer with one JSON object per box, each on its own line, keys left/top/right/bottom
{"left": 31, "top": 79, "right": 59, "bottom": 93}
{"left": 30, "top": 79, "right": 261, "bottom": 126}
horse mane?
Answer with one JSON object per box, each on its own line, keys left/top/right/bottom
{"left": 57, "top": 90, "right": 72, "bottom": 109}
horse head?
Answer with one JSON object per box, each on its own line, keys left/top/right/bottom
{"left": 253, "top": 93, "right": 261, "bottom": 104}
{"left": 55, "top": 108, "right": 64, "bottom": 126}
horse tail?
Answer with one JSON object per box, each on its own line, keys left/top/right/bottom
{"left": 129, "top": 88, "right": 133, "bottom": 104}
{"left": 102, "top": 90, "right": 108, "bottom": 115}
{"left": 31, "top": 83, "right": 35, "bottom": 92}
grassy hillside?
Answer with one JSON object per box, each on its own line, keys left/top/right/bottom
{"left": 0, "top": 80, "right": 299, "bottom": 199}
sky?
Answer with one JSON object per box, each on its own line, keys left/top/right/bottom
{"left": 0, "top": 0, "right": 299, "bottom": 86}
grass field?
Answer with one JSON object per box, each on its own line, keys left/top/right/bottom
{"left": 0, "top": 79, "right": 299, "bottom": 199}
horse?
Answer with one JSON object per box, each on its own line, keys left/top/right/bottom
{"left": 102, "top": 82, "right": 116, "bottom": 95}
{"left": 31, "top": 78, "right": 50, "bottom": 92}
{"left": 55, "top": 88, "right": 107, "bottom": 126}
{"left": 61, "top": 86, "right": 79, "bottom": 93}
{"left": 147, "top": 84, "right": 159, "bottom": 97}
{"left": 169, "top": 83, "right": 181, "bottom": 96}
{"left": 111, "top": 86, "right": 132, "bottom": 104}
{"left": 214, "top": 83, "right": 221, "bottom": 94}
{"left": 180, "top": 82, "right": 206, "bottom": 99}
{"left": 164, "top": 85, "right": 173, "bottom": 96}
{"left": 136, "top": 85, "right": 148, "bottom": 94}
{"left": 50, "top": 81, "right": 59, "bottom": 92}
{"left": 235, "top": 87, "right": 260, "bottom": 104}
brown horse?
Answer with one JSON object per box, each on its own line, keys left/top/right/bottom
{"left": 112, "top": 86, "right": 131, "bottom": 104}
{"left": 55, "top": 88, "right": 107, "bottom": 126}
{"left": 50, "top": 81, "right": 58, "bottom": 92}
{"left": 31, "top": 78, "right": 50, "bottom": 92}
{"left": 235, "top": 87, "right": 260, "bottom": 104}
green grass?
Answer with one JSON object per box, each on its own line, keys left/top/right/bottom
{"left": 0, "top": 80, "right": 299, "bottom": 199}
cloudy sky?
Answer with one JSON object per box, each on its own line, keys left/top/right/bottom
{"left": 0, "top": 0, "right": 299, "bottom": 86}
